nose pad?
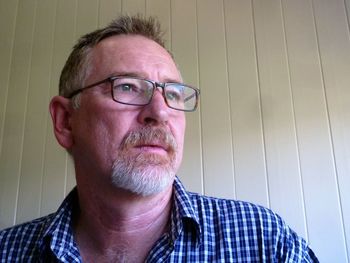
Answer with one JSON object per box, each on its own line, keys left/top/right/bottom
{"left": 154, "top": 85, "right": 164, "bottom": 96}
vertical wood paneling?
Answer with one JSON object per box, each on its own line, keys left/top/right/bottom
{"left": 0, "top": 0, "right": 36, "bottom": 228}
{"left": 283, "top": 0, "right": 348, "bottom": 261}
{"left": 122, "top": 0, "right": 146, "bottom": 15}
{"left": 40, "top": 0, "right": 77, "bottom": 216}
{"left": 197, "top": 0, "right": 235, "bottom": 199}
{"left": 224, "top": 0, "right": 269, "bottom": 207}
{"left": 0, "top": 0, "right": 18, "bottom": 227}
{"left": 1, "top": 1, "right": 349, "bottom": 261}
{"left": 146, "top": 0, "right": 171, "bottom": 50}
{"left": 313, "top": 0, "right": 350, "bottom": 260}
{"left": 16, "top": 0, "right": 56, "bottom": 225}
{"left": 76, "top": 0, "right": 99, "bottom": 38}
{"left": 171, "top": 0, "right": 203, "bottom": 193}
{"left": 346, "top": 0, "right": 350, "bottom": 28}
{"left": 0, "top": 0, "right": 18, "bottom": 158}
{"left": 98, "top": 0, "right": 122, "bottom": 27}
{"left": 252, "top": 0, "right": 307, "bottom": 236}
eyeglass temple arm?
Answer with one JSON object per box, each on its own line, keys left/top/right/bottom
{"left": 66, "top": 78, "right": 111, "bottom": 98}
{"left": 184, "top": 92, "right": 198, "bottom": 103}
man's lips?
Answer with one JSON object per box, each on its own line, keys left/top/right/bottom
{"left": 133, "top": 142, "right": 170, "bottom": 153}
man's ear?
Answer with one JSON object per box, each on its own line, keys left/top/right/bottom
{"left": 49, "top": 96, "right": 74, "bottom": 149}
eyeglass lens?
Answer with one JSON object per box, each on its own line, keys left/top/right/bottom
{"left": 111, "top": 78, "right": 197, "bottom": 111}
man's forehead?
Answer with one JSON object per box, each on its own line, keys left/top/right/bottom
{"left": 89, "top": 35, "right": 181, "bottom": 81}
{"left": 95, "top": 34, "right": 169, "bottom": 57}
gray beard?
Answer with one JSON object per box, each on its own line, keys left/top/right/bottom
{"left": 111, "top": 126, "right": 178, "bottom": 196}
{"left": 111, "top": 153, "right": 176, "bottom": 196}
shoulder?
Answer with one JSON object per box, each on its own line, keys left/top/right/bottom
{"left": 0, "top": 214, "right": 54, "bottom": 259}
{"left": 188, "top": 192, "right": 282, "bottom": 226}
{"left": 0, "top": 215, "right": 53, "bottom": 240}
{"left": 187, "top": 193, "right": 319, "bottom": 261}
{"left": 187, "top": 192, "right": 287, "bottom": 241}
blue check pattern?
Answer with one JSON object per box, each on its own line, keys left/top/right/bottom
{"left": 0, "top": 177, "right": 318, "bottom": 262}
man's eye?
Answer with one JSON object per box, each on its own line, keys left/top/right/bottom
{"left": 166, "top": 91, "right": 181, "bottom": 101}
{"left": 121, "top": 84, "right": 133, "bottom": 92}
{"left": 115, "top": 84, "right": 138, "bottom": 93}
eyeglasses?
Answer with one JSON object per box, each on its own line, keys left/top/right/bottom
{"left": 67, "top": 76, "right": 200, "bottom": 112}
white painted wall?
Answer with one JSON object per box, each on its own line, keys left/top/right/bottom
{"left": 0, "top": 0, "right": 349, "bottom": 262}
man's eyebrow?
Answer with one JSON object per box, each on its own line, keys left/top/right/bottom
{"left": 163, "top": 78, "right": 184, "bottom": 84}
{"left": 109, "top": 71, "right": 140, "bottom": 78}
{"left": 109, "top": 72, "right": 183, "bottom": 84}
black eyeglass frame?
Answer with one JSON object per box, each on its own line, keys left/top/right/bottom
{"left": 67, "top": 76, "right": 200, "bottom": 112}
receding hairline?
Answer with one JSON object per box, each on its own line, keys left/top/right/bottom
{"left": 85, "top": 34, "right": 182, "bottom": 84}
{"left": 59, "top": 14, "right": 171, "bottom": 98}
{"left": 92, "top": 34, "right": 173, "bottom": 58}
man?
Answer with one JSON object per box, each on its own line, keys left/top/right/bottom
{"left": 0, "top": 15, "right": 318, "bottom": 262}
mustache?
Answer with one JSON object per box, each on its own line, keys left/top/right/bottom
{"left": 120, "top": 125, "right": 177, "bottom": 153}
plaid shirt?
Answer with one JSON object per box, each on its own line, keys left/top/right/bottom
{"left": 1, "top": 177, "right": 318, "bottom": 262}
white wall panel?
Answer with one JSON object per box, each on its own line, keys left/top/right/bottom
{"left": 98, "top": 0, "right": 122, "bottom": 27}
{"left": 224, "top": 0, "right": 269, "bottom": 207}
{"left": 0, "top": 0, "right": 36, "bottom": 227}
{"left": 312, "top": 0, "right": 350, "bottom": 261}
{"left": 0, "top": 0, "right": 17, "bottom": 227}
{"left": 16, "top": 0, "right": 56, "bottom": 225}
{"left": 171, "top": 0, "right": 203, "bottom": 194}
{"left": 0, "top": 0, "right": 349, "bottom": 261}
{"left": 0, "top": 0, "right": 18, "bottom": 158}
{"left": 146, "top": 0, "right": 171, "bottom": 51}
{"left": 197, "top": 0, "right": 235, "bottom": 199}
{"left": 283, "top": 0, "right": 348, "bottom": 261}
{"left": 76, "top": 0, "right": 99, "bottom": 38}
{"left": 284, "top": 0, "right": 348, "bottom": 261}
{"left": 253, "top": 0, "right": 307, "bottom": 237}
{"left": 40, "top": 0, "right": 76, "bottom": 217}
{"left": 122, "top": 0, "right": 145, "bottom": 15}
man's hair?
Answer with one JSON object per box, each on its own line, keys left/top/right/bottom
{"left": 59, "top": 15, "right": 167, "bottom": 100}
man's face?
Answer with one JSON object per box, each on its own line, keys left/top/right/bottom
{"left": 70, "top": 35, "right": 185, "bottom": 196}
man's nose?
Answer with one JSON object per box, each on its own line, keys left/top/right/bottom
{"left": 137, "top": 89, "right": 169, "bottom": 125}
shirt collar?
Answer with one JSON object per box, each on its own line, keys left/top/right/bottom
{"left": 170, "top": 177, "right": 202, "bottom": 245}
{"left": 39, "top": 188, "right": 81, "bottom": 261}
{"left": 38, "top": 177, "right": 202, "bottom": 258}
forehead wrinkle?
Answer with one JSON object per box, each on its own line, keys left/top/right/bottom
{"left": 105, "top": 52, "right": 182, "bottom": 83}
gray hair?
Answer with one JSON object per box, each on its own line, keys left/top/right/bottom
{"left": 59, "top": 15, "right": 168, "bottom": 105}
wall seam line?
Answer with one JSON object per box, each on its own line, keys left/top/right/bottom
{"left": 251, "top": 0, "right": 271, "bottom": 209}
{"left": 195, "top": 0, "right": 205, "bottom": 195}
{"left": 169, "top": 0, "right": 172, "bottom": 52}
{"left": 344, "top": 0, "right": 350, "bottom": 30}
{"left": 15, "top": 0, "right": 38, "bottom": 225}
{"left": 311, "top": 0, "right": 349, "bottom": 260}
{"left": 280, "top": 0, "right": 309, "bottom": 241}
{"left": 3, "top": 0, "right": 20, "bottom": 227}
{"left": 0, "top": 0, "right": 19, "bottom": 160}
{"left": 222, "top": 0, "right": 236, "bottom": 199}
{"left": 39, "top": 0, "right": 58, "bottom": 218}
{"left": 97, "top": 0, "right": 101, "bottom": 26}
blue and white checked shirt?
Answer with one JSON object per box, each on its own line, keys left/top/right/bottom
{"left": 1, "top": 177, "right": 318, "bottom": 262}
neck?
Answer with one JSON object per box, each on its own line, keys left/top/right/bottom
{"left": 74, "top": 184, "right": 173, "bottom": 262}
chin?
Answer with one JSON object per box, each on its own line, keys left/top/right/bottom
{"left": 111, "top": 161, "right": 176, "bottom": 196}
